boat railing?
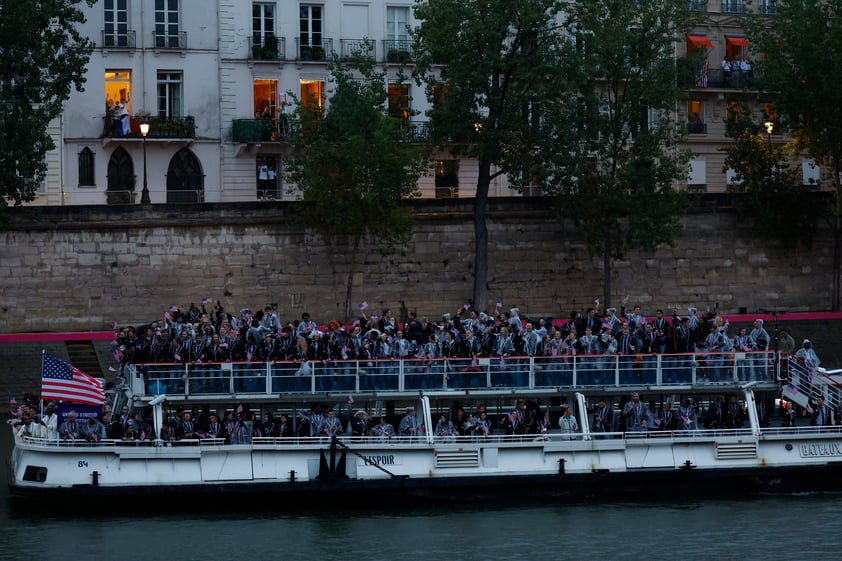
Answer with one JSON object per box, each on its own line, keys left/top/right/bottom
{"left": 18, "top": 426, "right": 836, "bottom": 449}
{"left": 133, "top": 351, "right": 779, "bottom": 398}
{"left": 782, "top": 354, "right": 842, "bottom": 414}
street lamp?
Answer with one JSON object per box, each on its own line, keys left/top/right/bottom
{"left": 763, "top": 120, "right": 774, "bottom": 143}
{"left": 139, "top": 122, "right": 151, "bottom": 204}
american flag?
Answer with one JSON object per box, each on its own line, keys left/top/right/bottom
{"left": 41, "top": 353, "right": 105, "bottom": 406}
{"left": 696, "top": 59, "right": 709, "bottom": 87}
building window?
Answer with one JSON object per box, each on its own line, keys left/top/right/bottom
{"left": 104, "top": 0, "right": 131, "bottom": 47}
{"left": 300, "top": 80, "right": 324, "bottom": 117}
{"left": 154, "top": 0, "right": 181, "bottom": 48}
{"left": 166, "top": 148, "right": 204, "bottom": 203}
{"left": 725, "top": 167, "right": 743, "bottom": 190}
{"left": 106, "top": 147, "right": 135, "bottom": 204}
{"left": 253, "top": 3, "right": 275, "bottom": 41}
{"left": 435, "top": 160, "right": 459, "bottom": 198}
{"left": 721, "top": 0, "right": 745, "bottom": 13}
{"left": 687, "top": 100, "right": 706, "bottom": 134}
{"left": 105, "top": 70, "right": 133, "bottom": 136}
{"left": 388, "top": 82, "right": 409, "bottom": 128}
{"left": 257, "top": 156, "right": 281, "bottom": 200}
{"left": 385, "top": 6, "right": 411, "bottom": 62}
{"left": 78, "top": 147, "right": 95, "bottom": 187}
{"left": 688, "top": 0, "right": 707, "bottom": 12}
{"left": 386, "top": 6, "right": 409, "bottom": 41}
{"left": 299, "top": 5, "right": 324, "bottom": 60}
{"left": 761, "top": 0, "right": 778, "bottom": 15}
{"left": 802, "top": 158, "right": 821, "bottom": 190}
{"left": 725, "top": 36, "right": 749, "bottom": 63}
{"left": 157, "top": 71, "right": 183, "bottom": 118}
{"left": 687, "top": 158, "right": 706, "bottom": 192}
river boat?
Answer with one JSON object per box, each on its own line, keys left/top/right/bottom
{"left": 9, "top": 351, "right": 842, "bottom": 504}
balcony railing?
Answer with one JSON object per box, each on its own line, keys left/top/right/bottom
{"left": 340, "top": 39, "right": 374, "bottom": 61}
{"left": 103, "top": 114, "right": 196, "bottom": 139}
{"left": 153, "top": 30, "right": 187, "bottom": 50}
{"left": 232, "top": 118, "right": 292, "bottom": 143}
{"left": 383, "top": 40, "right": 413, "bottom": 63}
{"left": 687, "top": 122, "right": 708, "bottom": 134}
{"left": 688, "top": 68, "right": 758, "bottom": 89}
{"left": 400, "top": 121, "right": 431, "bottom": 142}
{"left": 101, "top": 30, "right": 136, "bottom": 49}
{"left": 296, "top": 38, "right": 333, "bottom": 61}
{"left": 721, "top": 0, "right": 746, "bottom": 13}
{"left": 249, "top": 35, "right": 286, "bottom": 61}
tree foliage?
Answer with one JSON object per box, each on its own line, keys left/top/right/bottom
{"left": 284, "top": 52, "right": 429, "bottom": 322}
{"left": 0, "top": 0, "right": 94, "bottom": 219}
{"left": 722, "top": 107, "right": 820, "bottom": 248}
{"left": 539, "top": 0, "right": 695, "bottom": 306}
{"left": 412, "top": 0, "right": 568, "bottom": 311}
{"left": 745, "top": 0, "right": 842, "bottom": 308}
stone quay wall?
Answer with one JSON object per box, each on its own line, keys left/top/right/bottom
{"left": 0, "top": 198, "right": 833, "bottom": 333}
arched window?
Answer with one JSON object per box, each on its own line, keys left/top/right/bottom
{"left": 166, "top": 148, "right": 204, "bottom": 203}
{"left": 78, "top": 147, "right": 95, "bottom": 186}
{"left": 106, "top": 147, "right": 135, "bottom": 204}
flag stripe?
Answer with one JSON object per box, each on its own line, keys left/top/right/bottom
{"left": 41, "top": 354, "right": 105, "bottom": 406}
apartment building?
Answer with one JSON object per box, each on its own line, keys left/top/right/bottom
{"left": 681, "top": 0, "right": 824, "bottom": 193}
{"left": 35, "top": 0, "right": 820, "bottom": 206}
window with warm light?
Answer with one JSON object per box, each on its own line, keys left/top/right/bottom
{"left": 388, "top": 83, "right": 410, "bottom": 127}
{"left": 105, "top": 70, "right": 132, "bottom": 114}
{"left": 434, "top": 160, "right": 459, "bottom": 198}
{"left": 299, "top": 80, "right": 324, "bottom": 116}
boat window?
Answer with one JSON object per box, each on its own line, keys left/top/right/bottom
{"left": 23, "top": 465, "right": 47, "bottom": 483}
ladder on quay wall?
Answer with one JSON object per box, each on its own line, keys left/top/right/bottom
{"left": 65, "top": 340, "right": 102, "bottom": 377}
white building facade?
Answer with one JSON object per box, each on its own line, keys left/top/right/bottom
{"left": 38, "top": 0, "right": 823, "bottom": 207}
{"left": 37, "top": 0, "right": 523, "bottom": 207}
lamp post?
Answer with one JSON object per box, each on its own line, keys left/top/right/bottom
{"left": 139, "top": 122, "right": 151, "bottom": 204}
{"left": 764, "top": 120, "right": 774, "bottom": 143}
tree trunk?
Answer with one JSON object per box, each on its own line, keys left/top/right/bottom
{"left": 344, "top": 236, "right": 361, "bottom": 325}
{"left": 473, "top": 160, "right": 491, "bottom": 312}
{"left": 602, "top": 251, "right": 612, "bottom": 311}
{"left": 833, "top": 220, "right": 840, "bottom": 312}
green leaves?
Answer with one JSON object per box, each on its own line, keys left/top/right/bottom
{"left": 0, "top": 0, "right": 94, "bottom": 217}
{"left": 283, "top": 53, "right": 428, "bottom": 247}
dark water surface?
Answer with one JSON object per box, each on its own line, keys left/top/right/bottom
{"left": 2, "top": 427, "right": 840, "bottom": 560}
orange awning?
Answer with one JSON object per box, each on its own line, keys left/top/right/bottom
{"left": 727, "top": 36, "right": 750, "bottom": 47}
{"left": 687, "top": 35, "right": 714, "bottom": 49}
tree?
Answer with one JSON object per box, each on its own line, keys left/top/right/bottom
{"left": 283, "top": 53, "right": 429, "bottom": 323}
{"left": 539, "top": 0, "right": 695, "bottom": 307}
{"left": 413, "top": 0, "right": 568, "bottom": 312}
{"left": 745, "top": 1, "right": 842, "bottom": 309}
{"left": 722, "top": 106, "right": 820, "bottom": 248}
{"left": 0, "top": 0, "right": 94, "bottom": 221}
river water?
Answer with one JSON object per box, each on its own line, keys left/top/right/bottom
{"left": 2, "top": 426, "right": 841, "bottom": 560}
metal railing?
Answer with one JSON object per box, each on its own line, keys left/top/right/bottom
{"left": 340, "top": 39, "right": 374, "bottom": 61}
{"left": 134, "top": 351, "right": 779, "bottom": 398}
{"left": 296, "top": 38, "right": 333, "bottom": 61}
{"left": 101, "top": 30, "right": 136, "bottom": 49}
{"left": 249, "top": 35, "right": 286, "bottom": 60}
{"left": 102, "top": 115, "right": 196, "bottom": 139}
{"left": 153, "top": 30, "right": 187, "bottom": 49}
{"left": 687, "top": 122, "right": 708, "bottom": 134}
{"left": 383, "top": 40, "right": 413, "bottom": 63}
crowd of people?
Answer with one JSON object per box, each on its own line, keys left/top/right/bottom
{"left": 721, "top": 56, "right": 753, "bottom": 87}
{"left": 111, "top": 298, "right": 814, "bottom": 374}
